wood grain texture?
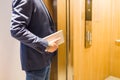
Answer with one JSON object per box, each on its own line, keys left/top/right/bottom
{"left": 71, "top": 0, "right": 112, "bottom": 80}
{"left": 57, "top": 0, "right": 67, "bottom": 80}
{"left": 110, "top": 0, "right": 120, "bottom": 78}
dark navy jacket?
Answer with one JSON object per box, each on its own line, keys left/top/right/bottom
{"left": 10, "top": 0, "right": 56, "bottom": 71}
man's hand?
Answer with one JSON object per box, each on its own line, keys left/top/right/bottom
{"left": 45, "top": 38, "right": 60, "bottom": 53}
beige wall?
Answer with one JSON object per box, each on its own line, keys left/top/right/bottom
{"left": 0, "top": 0, "right": 25, "bottom": 80}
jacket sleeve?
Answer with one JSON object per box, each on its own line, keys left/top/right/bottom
{"left": 10, "top": 0, "right": 48, "bottom": 53}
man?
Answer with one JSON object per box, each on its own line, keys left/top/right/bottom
{"left": 10, "top": 0, "right": 58, "bottom": 80}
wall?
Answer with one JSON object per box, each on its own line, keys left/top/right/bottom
{"left": 0, "top": 0, "right": 25, "bottom": 80}
{"left": 71, "top": 0, "right": 112, "bottom": 80}
{"left": 110, "top": 0, "right": 120, "bottom": 78}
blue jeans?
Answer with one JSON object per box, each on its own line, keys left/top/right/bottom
{"left": 25, "top": 65, "right": 51, "bottom": 80}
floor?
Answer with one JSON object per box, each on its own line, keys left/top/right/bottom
{"left": 105, "top": 76, "right": 120, "bottom": 80}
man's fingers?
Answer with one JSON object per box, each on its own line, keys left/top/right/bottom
{"left": 48, "top": 37, "right": 60, "bottom": 47}
{"left": 53, "top": 37, "right": 61, "bottom": 43}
